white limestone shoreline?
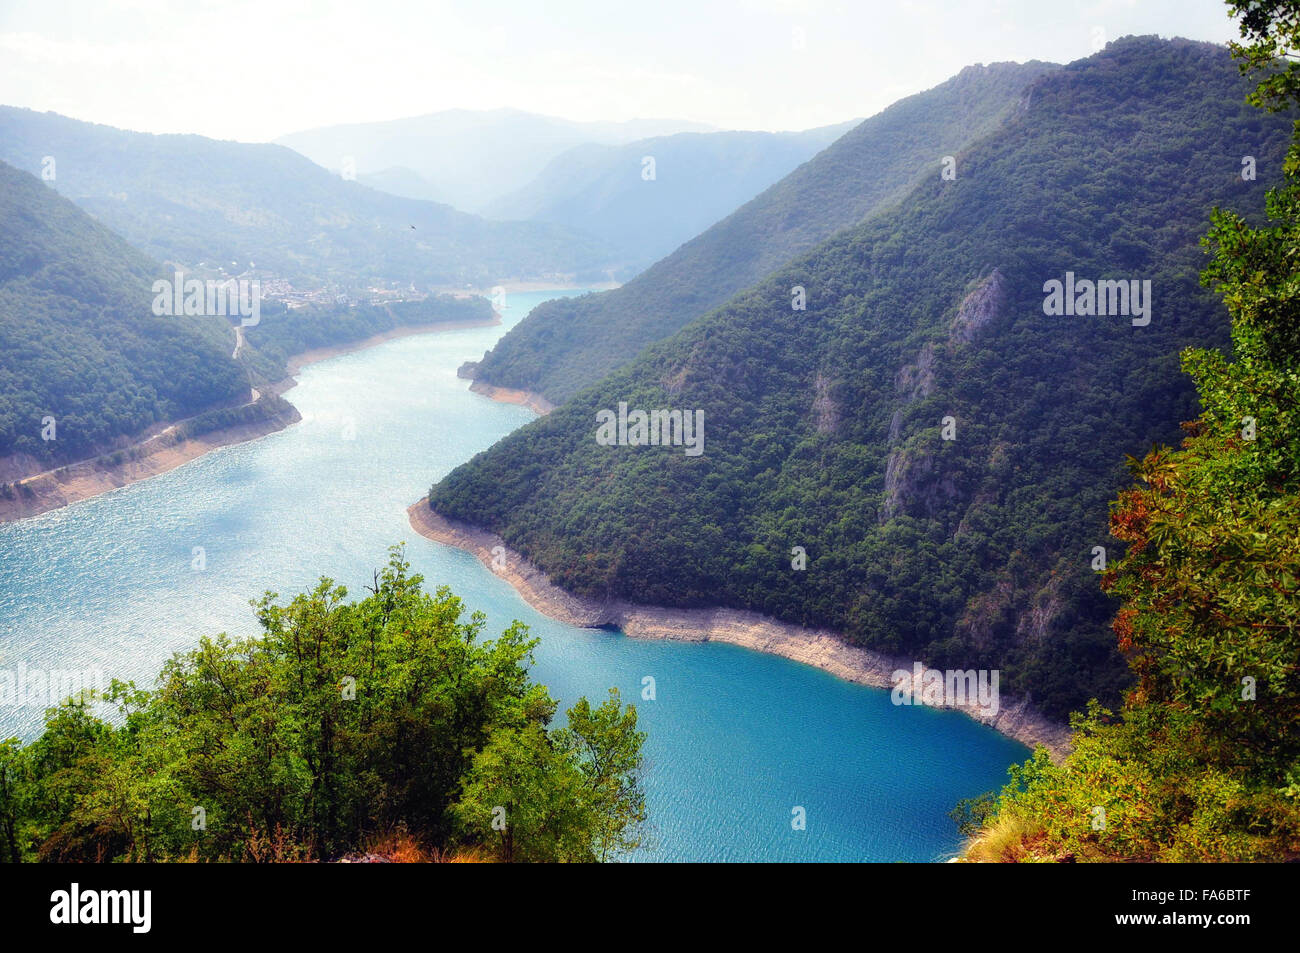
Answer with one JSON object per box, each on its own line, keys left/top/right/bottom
{"left": 406, "top": 499, "right": 1073, "bottom": 760}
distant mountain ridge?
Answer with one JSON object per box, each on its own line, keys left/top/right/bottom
{"left": 465, "top": 59, "right": 1060, "bottom": 405}
{"left": 484, "top": 122, "right": 861, "bottom": 272}
{"left": 276, "top": 108, "right": 717, "bottom": 213}
{"left": 0, "top": 106, "right": 617, "bottom": 289}
{"left": 356, "top": 165, "right": 445, "bottom": 203}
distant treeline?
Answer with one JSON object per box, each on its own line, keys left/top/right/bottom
{"left": 244, "top": 295, "right": 494, "bottom": 381}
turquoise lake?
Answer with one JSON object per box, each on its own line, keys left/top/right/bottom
{"left": 0, "top": 289, "right": 1028, "bottom": 862}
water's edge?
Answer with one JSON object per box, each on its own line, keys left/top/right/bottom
{"left": 0, "top": 291, "right": 1031, "bottom": 860}
{"left": 407, "top": 500, "right": 1073, "bottom": 760}
{"left": 454, "top": 359, "right": 556, "bottom": 415}
{"left": 0, "top": 317, "right": 499, "bottom": 524}
{"left": 467, "top": 379, "right": 555, "bottom": 415}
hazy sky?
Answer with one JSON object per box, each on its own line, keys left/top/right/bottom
{"left": 0, "top": 0, "right": 1239, "bottom": 142}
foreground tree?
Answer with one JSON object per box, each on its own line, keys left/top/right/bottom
{"left": 962, "top": 0, "right": 1300, "bottom": 861}
{"left": 0, "top": 548, "right": 645, "bottom": 863}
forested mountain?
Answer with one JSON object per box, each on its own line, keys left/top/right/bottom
{"left": 0, "top": 107, "right": 616, "bottom": 289}
{"left": 0, "top": 551, "right": 645, "bottom": 862}
{"left": 483, "top": 122, "right": 859, "bottom": 272}
{"left": 0, "top": 155, "right": 500, "bottom": 483}
{"left": 964, "top": 5, "right": 1300, "bottom": 862}
{"left": 466, "top": 59, "right": 1059, "bottom": 405}
{"left": 0, "top": 160, "right": 248, "bottom": 472}
{"left": 428, "top": 37, "right": 1293, "bottom": 721}
{"left": 276, "top": 108, "right": 715, "bottom": 213}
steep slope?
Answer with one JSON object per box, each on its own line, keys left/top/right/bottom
{"left": 484, "top": 123, "right": 859, "bottom": 273}
{"left": 467, "top": 59, "right": 1059, "bottom": 405}
{"left": 428, "top": 38, "right": 1294, "bottom": 721}
{"left": 276, "top": 108, "right": 715, "bottom": 213}
{"left": 0, "top": 108, "right": 614, "bottom": 289}
{"left": 0, "top": 160, "right": 248, "bottom": 473}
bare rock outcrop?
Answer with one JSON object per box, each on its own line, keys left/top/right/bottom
{"left": 811, "top": 372, "right": 842, "bottom": 435}
{"left": 949, "top": 268, "right": 1006, "bottom": 345}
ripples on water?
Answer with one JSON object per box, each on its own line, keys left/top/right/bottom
{"left": 0, "top": 290, "right": 1028, "bottom": 861}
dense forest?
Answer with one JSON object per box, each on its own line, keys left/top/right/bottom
{"left": 0, "top": 159, "right": 248, "bottom": 469}
{"left": 0, "top": 107, "right": 616, "bottom": 288}
{"left": 430, "top": 37, "right": 1294, "bottom": 721}
{"left": 0, "top": 153, "right": 507, "bottom": 481}
{"left": 0, "top": 550, "right": 645, "bottom": 863}
{"left": 468, "top": 59, "right": 1058, "bottom": 404}
{"left": 960, "top": 1, "right": 1300, "bottom": 861}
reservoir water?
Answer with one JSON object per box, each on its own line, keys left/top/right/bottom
{"left": 0, "top": 289, "right": 1028, "bottom": 861}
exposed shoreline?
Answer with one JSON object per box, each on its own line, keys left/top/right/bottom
{"left": 0, "top": 407, "right": 301, "bottom": 524}
{"left": 455, "top": 359, "right": 556, "bottom": 416}
{"left": 0, "top": 317, "right": 499, "bottom": 525}
{"left": 467, "top": 380, "right": 556, "bottom": 415}
{"left": 406, "top": 499, "right": 1073, "bottom": 760}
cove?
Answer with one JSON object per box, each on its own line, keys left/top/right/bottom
{"left": 0, "top": 289, "right": 1029, "bottom": 862}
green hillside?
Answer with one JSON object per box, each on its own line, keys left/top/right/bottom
{"left": 0, "top": 160, "right": 248, "bottom": 470}
{"left": 0, "top": 107, "right": 615, "bottom": 289}
{"left": 467, "top": 59, "right": 1059, "bottom": 405}
{"left": 428, "top": 37, "right": 1293, "bottom": 721}
{"left": 963, "top": 2, "right": 1300, "bottom": 862}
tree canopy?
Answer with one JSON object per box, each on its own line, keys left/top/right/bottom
{"left": 0, "top": 549, "right": 645, "bottom": 863}
{"left": 961, "top": 1, "right": 1300, "bottom": 861}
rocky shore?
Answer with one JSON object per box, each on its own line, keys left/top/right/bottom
{"left": 406, "top": 499, "right": 1073, "bottom": 760}
{"left": 0, "top": 402, "right": 301, "bottom": 523}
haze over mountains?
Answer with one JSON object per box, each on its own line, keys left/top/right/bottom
{"left": 484, "top": 122, "right": 860, "bottom": 271}
{"left": 0, "top": 106, "right": 616, "bottom": 289}
{"left": 428, "top": 37, "right": 1292, "bottom": 721}
{"left": 465, "top": 60, "right": 1058, "bottom": 404}
{"left": 2, "top": 105, "right": 881, "bottom": 293}
{"left": 275, "top": 108, "right": 717, "bottom": 213}
{"left": 279, "top": 108, "right": 872, "bottom": 275}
